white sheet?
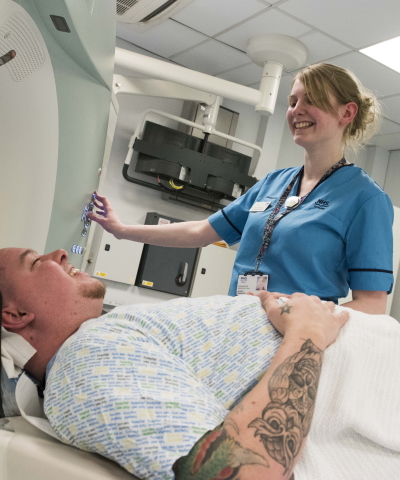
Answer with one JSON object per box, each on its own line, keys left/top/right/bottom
{"left": 295, "top": 307, "right": 400, "bottom": 479}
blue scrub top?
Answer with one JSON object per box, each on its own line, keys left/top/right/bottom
{"left": 209, "top": 165, "right": 394, "bottom": 301}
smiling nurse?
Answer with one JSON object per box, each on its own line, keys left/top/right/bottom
{"left": 90, "top": 63, "right": 394, "bottom": 315}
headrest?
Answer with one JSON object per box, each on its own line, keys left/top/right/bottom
{"left": 1, "top": 326, "right": 37, "bottom": 379}
{"left": 0, "top": 289, "right": 37, "bottom": 417}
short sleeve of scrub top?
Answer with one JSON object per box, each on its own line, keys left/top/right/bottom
{"left": 208, "top": 166, "right": 394, "bottom": 300}
{"left": 346, "top": 191, "right": 394, "bottom": 293}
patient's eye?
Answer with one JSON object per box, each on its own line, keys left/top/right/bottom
{"left": 31, "top": 258, "right": 40, "bottom": 270}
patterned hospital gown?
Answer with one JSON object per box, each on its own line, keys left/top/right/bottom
{"left": 44, "top": 295, "right": 282, "bottom": 480}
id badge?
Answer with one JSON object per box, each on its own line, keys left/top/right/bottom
{"left": 249, "top": 201, "right": 271, "bottom": 212}
{"left": 237, "top": 274, "right": 269, "bottom": 295}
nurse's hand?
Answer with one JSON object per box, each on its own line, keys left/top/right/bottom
{"left": 259, "top": 291, "right": 349, "bottom": 351}
{"left": 87, "top": 192, "right": 126, "bottom": 239}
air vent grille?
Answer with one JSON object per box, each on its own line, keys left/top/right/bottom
{"left": 116, "top": 0, "right": 139, "bottom": 16}
{"left": 140, "top": 0, "right": 178, "bottom": 22}
{"left": 0, "top": 12, "right": 45, "bottom": 82}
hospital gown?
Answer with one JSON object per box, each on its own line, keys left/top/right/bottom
{"left": 44, "top": 295, "right": 282, "bottom": 480}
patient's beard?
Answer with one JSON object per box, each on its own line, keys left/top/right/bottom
{"left": 79, "top": 280, "right": 106, "bottom": 299}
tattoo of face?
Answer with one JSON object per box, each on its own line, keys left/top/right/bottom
{"left": 249, "top": 339, "right": 322, "bottom": 474}
{"left": 173, "top": 423, "right": 269, "bottom": 479}
{"left": 279, "top": 304, "right": 292, "bottom": 315}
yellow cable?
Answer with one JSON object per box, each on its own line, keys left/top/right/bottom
{"left": 169, "top": 179, "right": 184, "bottom": 190}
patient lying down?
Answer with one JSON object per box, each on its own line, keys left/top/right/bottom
{"left": 1, "top": 247, "right": 400, "bottom": 480}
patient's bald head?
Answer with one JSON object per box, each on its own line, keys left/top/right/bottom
{"left": 0, "top": 248, "right": 105, "bottom": 378}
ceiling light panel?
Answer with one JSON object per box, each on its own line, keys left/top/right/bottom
{"left": 360, "top": 36, "right": 400, "bottom": 74}
{"left": 216, "top": 9, "right": 311, "bottom": 51}
{"left": 171, "top": 0, "right": 267, "bottom": 37}
{"left": 116, "top": 19, "right": 207, "bottom": 58}
{"left": 279, "top": 0, "right": 400, "bottom": 49}
{"left": 172, "top": 39, "right": 250, "bottom": 75}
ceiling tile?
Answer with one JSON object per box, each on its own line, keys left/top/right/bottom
{"left": 171, "top": 0, "right": 267, "bottom": 37}
{"left": 369, "top": 133, "right": 400, "bottom": 151}
{"left": 295, "top": 32, "right": 351, "bottom": 69}
{"left": 216, "top": 62, "right": 264, "bottom": 86}
{"left": 381, "top": 95, "right": 400, "bottom": 124}
{"left": 279, "top": 0, "right": 400, "bottom": 49}
{"left": 172, "top": 39, "right": 250, "bottom": 75}
{"left": 216, "top": 9, "right": 311, "bottom": 52}
{"left": 116, "top": 20, "right": 208, "bottom": 58}
{"left": 329, "top": 52, "right": 400, "bottom": 98}
{"left": 379, "top": 118, "right": 400, "bottom": 135}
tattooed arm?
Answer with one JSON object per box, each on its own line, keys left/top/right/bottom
{"left": 173, "top": 293, "right": 349, "bottom": 480}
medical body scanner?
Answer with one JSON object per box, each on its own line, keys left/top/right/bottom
{"left": 0, "top": 0, "right": 307, "bottom": 266}
{"left": 0, "top": 0, "right": 307, "bottom": 477}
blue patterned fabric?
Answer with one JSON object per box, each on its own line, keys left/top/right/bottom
{"left": 44, "top": 295, "right": 282, "bottom": 479}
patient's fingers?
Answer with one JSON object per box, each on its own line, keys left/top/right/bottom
{"left": 336, "top": 310, "right": 350, "bottom": 327}
{"left": 325, "top": 301, "right": 335, "bottom": 313}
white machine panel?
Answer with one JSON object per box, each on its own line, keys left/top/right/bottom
{"left": 190, "top": 244, "right": 237, "bottom": 298}
{"left": 88, "top": 228, "right": 144, "bottom": 286}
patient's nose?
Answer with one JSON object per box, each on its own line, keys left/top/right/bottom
{"left": 44, "top": 249, "right": 69, "bottom": 265}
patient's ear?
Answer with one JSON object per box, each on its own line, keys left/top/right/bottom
{"left": 1, "top": 304, "right": 35, "bottom": 331}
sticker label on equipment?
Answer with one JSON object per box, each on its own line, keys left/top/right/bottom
{"left": 95, "top": 272, "right": 107, "bottom": 277}
{"left": 158, "top": 218, "right": 171, "bottom": 225}
{"left": 142, "top": 280, "right": 154, "bottom": 287}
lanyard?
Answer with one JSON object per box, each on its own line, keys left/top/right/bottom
{"left": 253, "top": 157, "right": 350, "bottom": 273}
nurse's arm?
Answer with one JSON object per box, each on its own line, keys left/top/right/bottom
{"left": 341, "top": 290, "right": 387, "bottom": 314}
{"left": 173, "top": 293, "right": 349, "bottom": 480}
{"left": 88, "top": 192, "right": 222, "bottom": 247}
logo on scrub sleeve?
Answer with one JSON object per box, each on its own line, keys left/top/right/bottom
{"left": 314, "top": 199, "right": 329, "bottom": 210}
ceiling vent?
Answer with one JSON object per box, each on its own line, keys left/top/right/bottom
{"left": 116, "top": 0, "right": 195, "bottom": 31}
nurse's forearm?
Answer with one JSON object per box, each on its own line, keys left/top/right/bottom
{"left": 89, "top": 192, "right": 222, "bottom": 247}
{"left": 118, "top": 219, "right": 222, "bottom": 247}
{"left": 342, "top": 290, "right": 387, "bottom": 314}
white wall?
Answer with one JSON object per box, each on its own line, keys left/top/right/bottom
{"left": 384, "top": 150, "right": 400, "bottom": 320}
{"left": 384, "top": 150, "right": 400, "bottom": 208}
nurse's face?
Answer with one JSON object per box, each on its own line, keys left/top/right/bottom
{"left": 286, "top": 79, "right": 345, "bottom": 150}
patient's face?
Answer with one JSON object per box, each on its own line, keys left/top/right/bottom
{"left": 0, "top": 248, "right": 105, "bottom": 319}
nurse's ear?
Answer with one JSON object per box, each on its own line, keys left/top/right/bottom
{"left": 338, "top": 102, "right": 358, "bottom": 126}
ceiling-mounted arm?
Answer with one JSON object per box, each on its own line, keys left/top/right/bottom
{"left": 114, "top": 47, "right": 261, "bottom": 108}
{"left": 114, "top": 34, "right": 307, "bottom": 116}
{"left": 113, "top": 74, "right": 218, "bottom": 105}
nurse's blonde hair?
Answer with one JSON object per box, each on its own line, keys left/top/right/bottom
{"left": 294, "top": 63, "right": 382, "bottom": 151}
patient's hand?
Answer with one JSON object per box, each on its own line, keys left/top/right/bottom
{"left": 87, "top": 192, "right": 126, "bottom": 239}
{"left": 259, "top": 291, "right": 349, "bottom": 351}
